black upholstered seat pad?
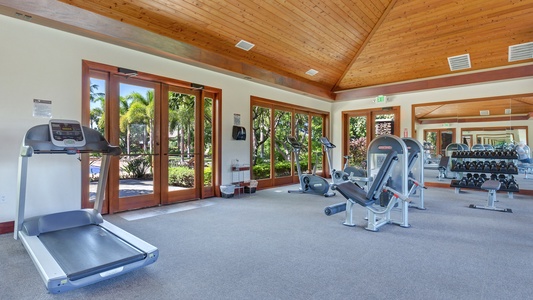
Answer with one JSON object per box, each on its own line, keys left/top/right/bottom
{"left": 335, "top": 182, "right": 374, "bottom": 206}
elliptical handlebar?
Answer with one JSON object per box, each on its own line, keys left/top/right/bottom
{"left": 319, "top": 136, "right": 336, "bottom": 149}
{"left": 287, "top": 136, "right": 302, "bottom": 150}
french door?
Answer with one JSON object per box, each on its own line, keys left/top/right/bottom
{"left": 343, "top": 107, "right": 400, "bottom": 169}
{"left": 423, "top": 129, "right": 455, "bottom": 157}
{"left": 83, "top": 61, "right": 217, "bottom": 213}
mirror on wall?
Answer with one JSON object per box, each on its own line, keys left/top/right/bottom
{"left": 413, "top": 94, "right": 533, "bottom": 192}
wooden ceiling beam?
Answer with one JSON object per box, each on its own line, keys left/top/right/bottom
{"left": 336, "top": 64, "right": 533, "bottom": 101}
{"left": 0, "top": 0, "right": 335, "bottom": 101}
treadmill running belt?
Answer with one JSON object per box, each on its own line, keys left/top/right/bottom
{"left": 39, "top": 225, "right": 146, "bottom": 281}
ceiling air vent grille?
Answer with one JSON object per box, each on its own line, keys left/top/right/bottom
{"left": 480, "top": 110, "right": 490, "bottom": 116}
{"left": 508, "top": 42, "right": 533, "bottom": 62}
{"left": 235, "top": 40, "right": 255, "bottom": 51}
{"left": 448, "top": 54, "right": 471, "bottom": 71}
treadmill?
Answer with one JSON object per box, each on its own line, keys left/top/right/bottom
{"left": 14, "top": 119, "right": 159, "bottom": 294}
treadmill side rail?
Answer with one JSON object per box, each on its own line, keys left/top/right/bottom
{"left": 100, "top": 220, "right": 159, "bottom": 254}
{"left": 19, "top": 232, "right": 67, "bottom": 289}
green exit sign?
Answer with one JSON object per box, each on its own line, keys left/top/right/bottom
{"left": 375, "top": 95, "right": 387, "bottom": 103}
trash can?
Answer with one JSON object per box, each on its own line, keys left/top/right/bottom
{"left": 220, "top": 185, "right": 235, "bottom": 198}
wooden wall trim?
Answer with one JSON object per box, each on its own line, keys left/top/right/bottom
{"left": 336, "top": 64, "right": 533, "bottom": 100}
{"left": 0, "top": 221, "right": 14, "bottom": 235}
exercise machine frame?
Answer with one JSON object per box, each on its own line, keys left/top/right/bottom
{"left": 15, "top": 120, "right": 158, "bottom": 293}
{"left": 402, "top": 137, "right": 426, "bottom": 210}
{"left": 287, "top": 136, "right": 335, "bottom": 197}
{"left": 325, "top": 135, "right": 411, "bottom": 231}
{"left": 319, "top": 136, "right": 367, "bottom": 187}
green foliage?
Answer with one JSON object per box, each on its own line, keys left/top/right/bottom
{"left": 252, "top": 163, "right": 271, "bottom": 179}
{"left": 203, "top": 166, "right": 212, "bottom": 185}
{"left": 275, "top": 160, "right": 292, "bottom": 177}
{"left": 121, "top": 156, "right": 150, "bottom": 179}
{"left": 349, "top": 137, "right": 367, "bottom": 168}
{"left": 168, "top": 166, "right": 195, "bottom": 187}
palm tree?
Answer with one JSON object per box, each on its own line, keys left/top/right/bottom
{"left": 169, "top": 92, "right": 195, "bottom": 164}
{"left": 120, "top": 91, "right": 154, "bottom": 155}
{"left": 89, "top": 83, "right": 105, "bottom": 133}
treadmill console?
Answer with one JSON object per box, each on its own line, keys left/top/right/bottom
{"left": 49, "top": 119, "right": 86, "bottom": 148}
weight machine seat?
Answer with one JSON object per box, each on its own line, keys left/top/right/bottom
{"left": 481, "top": 179, "right": 501, "bottom": 191}
{"left": 438, "top": 156, "right": 450, "bottom": 171}
{"left": 334, "top": 151, "right": 398, "bottom": 207}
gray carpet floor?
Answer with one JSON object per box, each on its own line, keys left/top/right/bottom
{"left": 1, "top": 185, "right": 532, "bottom": 299}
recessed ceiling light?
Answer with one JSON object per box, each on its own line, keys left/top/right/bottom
{"left": 235, "top": 40, "right": 255, "bottom": 51}
{"left": 306, "top": 69, "right": 319, "bottom": 76}
{"left": 480, "top": 110, "right": 490, "bottom": 116}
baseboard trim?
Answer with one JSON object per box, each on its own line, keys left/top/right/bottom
{"left": 0, "top": 221, "right": 14, "bottom": 235}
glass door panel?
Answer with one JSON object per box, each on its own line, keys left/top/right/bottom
{"left": 115, "top": 80, "right": 160, "bottom": 211}
{"left": 203, "top": 96, "right": 214, "bottom": 190}
{"left": 311, "top": 115, "right": 324, "bottom": 173}
{"left": 294, "top": 112, "right": 309, "bottom": 174}
{"left": 163, "top": 86, "right": 199, "bottom": 203}
{"left": 373, "top": 113, "right": 395, "bottom": 137}
{"left": 85, "top": 75, "right": 107, "bottom": 211}
{"left": 252, "top": 106, "right": 272, "bottom": 180}
{"left": 348, "top": 115, "right": 368, "bottom": 169}
{"left": 424, "top": 130, "right": 438, "bottom": 160}
{"left": 274, "top": 109, "right": 292, "bottom": 178}
{"left": 440, "top": 130, "right": 454, "bottom": 156}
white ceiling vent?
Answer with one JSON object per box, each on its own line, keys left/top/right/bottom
{"left": 305, "top": 69, "right": 319, "bottom": 76}
{"left": 508, "top": 42, "right": 533, "bottom": 62}
{"left": 480, "top": 110, "right": 490, "bottom": 116}
{"left": 505, "top": 108, "right": 512, "bottom": 115}
{"left": 448, "top": 54, "right": 471, "bottom": 71}
{"left": 235, "top": 40, "right": 255, "bottom": 51}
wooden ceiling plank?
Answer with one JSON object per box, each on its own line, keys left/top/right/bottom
{"left": 183, "top": 0, "right": 354, "bottom": 75}
{"left": 67, "top": 0, "right": 345, "bottom": 86}
{"left": 332, "top": 0, "right": 399, "bottom": 91}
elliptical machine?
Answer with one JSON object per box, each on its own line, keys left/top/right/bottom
{"left": 287, "top": 136, "right": 335, "bottom": 197}
{"left": 320, "top": 137, "right": 367, "bottom": 188}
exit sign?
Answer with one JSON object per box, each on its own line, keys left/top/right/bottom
{"left": 375, "top": 95, "right": 387, "bottom": 103}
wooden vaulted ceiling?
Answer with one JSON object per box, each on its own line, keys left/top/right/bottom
{"left": 1, "top": 0, "right": 533, "bottom": 108}
{"left": 414, "top": 95, "right": 533, "bottom": 124}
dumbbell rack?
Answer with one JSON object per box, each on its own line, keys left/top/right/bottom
{"left": 449, "top": 150, "right": 519, "bottom": 198}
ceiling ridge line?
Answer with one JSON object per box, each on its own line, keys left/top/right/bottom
{"left": 331, "top": 0, "right": 400, "bottom": 92}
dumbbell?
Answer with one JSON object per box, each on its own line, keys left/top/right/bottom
{"left": 468, "top": 179, "right": 476, "bottom": 187}
{"left": 507, "top": 180, "right": 519, "bottom": 191}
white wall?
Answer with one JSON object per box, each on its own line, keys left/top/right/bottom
{"left": 0, "top": 15, "right": 330, "bottom": 222}
{"left": 331, "top": 78, "right": 533, "bottom": 171}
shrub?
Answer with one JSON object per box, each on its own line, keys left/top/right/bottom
{"left": 204, "top": 166, "right": 212, "bottom": 185}
{"left": 253, "top": 163, "right": 270, "bottom": 179}
{"left": 121, "top": 156, "right": 150, "bottom": 179}
{"left": 168, "top": 166, "right": 195, "bottom": 187}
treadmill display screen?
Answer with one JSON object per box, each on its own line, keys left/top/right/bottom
{"left": 49, "top": 120, "right": 86, "bottom": 147}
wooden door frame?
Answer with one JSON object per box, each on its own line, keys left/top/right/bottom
{"left": 342, "top": 106, "right": 400, "bottom": 166}
{"left": 81, "top": 60, "right": 222, "bottom": 212}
